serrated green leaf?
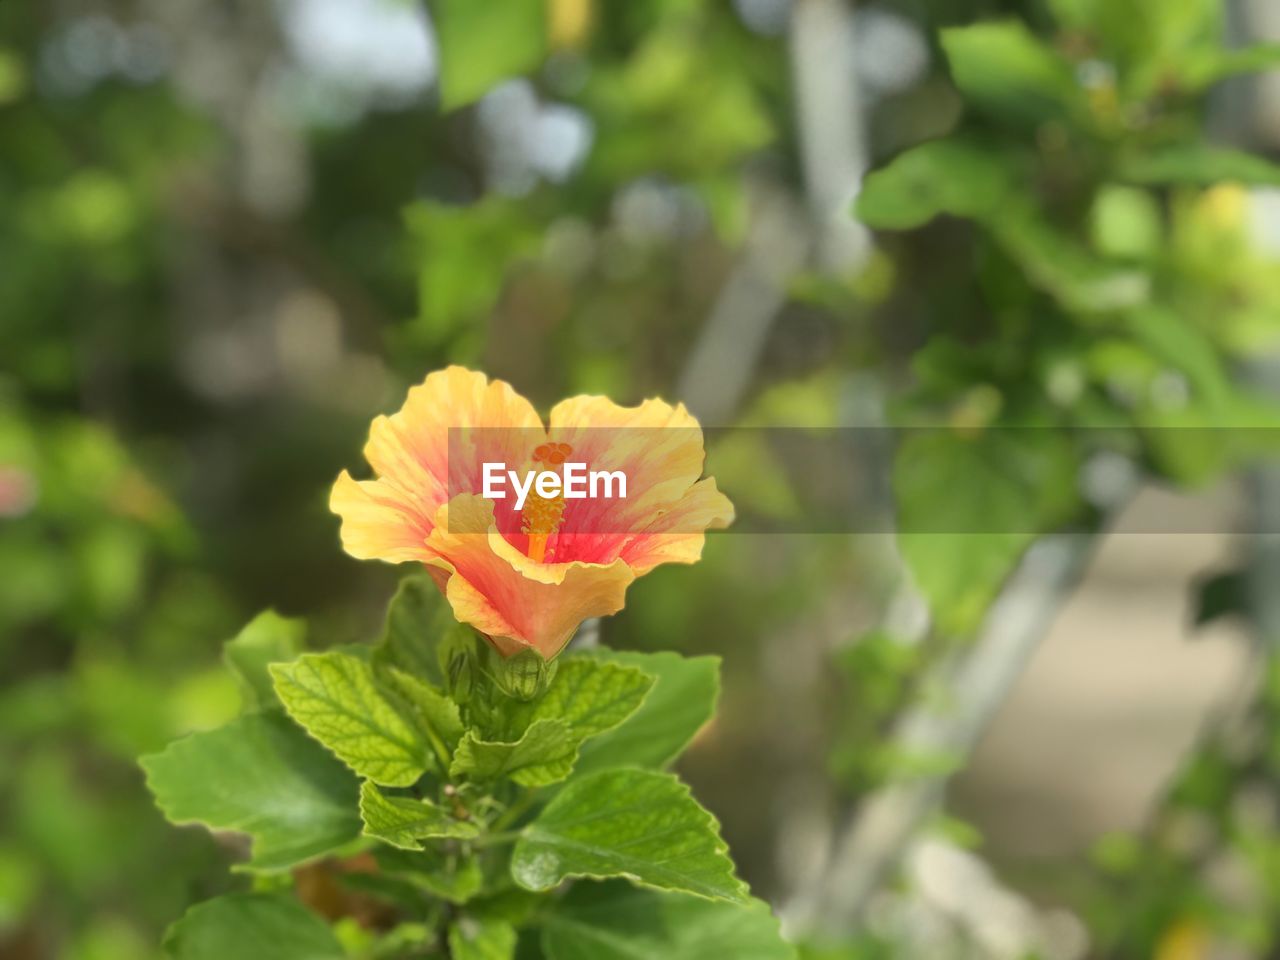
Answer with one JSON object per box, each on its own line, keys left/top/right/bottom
{"left": 495, "top": 656, "right": 654, "bottom": 743}
{"left": 382, "top": 666, "right": 464, "bottom": 749}
{"left": 574, "top": 650, "right": 719, "bottom": 773}
{"left": 270, "top": 652, "right": 430, "bottom": 787}
{"left": 512, "top": 769, "right": 747, "bottom": 903}
{"left": 375, "top": 847, "right": 484, "bottom": 904}
{"left": 141, "top": 713, "right": 359, "bottom": 872}
{"left": 359, "top": 780, "right": 479, "bottom": 849}
{"left": 1119, "top": 144, "right": 1280, "bottom": 187}
{"left": 163, "top": 892, "right": 344, "bottom": 960}
{"left": 855, "top": 138, "right": 1022, "bottom": 230}
{"left": 452, "top": 718, "right": 579, "bottom": 787}
{"left": 448, "top": 916, "right": 517, "bottom": 960}
{"left": 375, "top": 572, "right": 449, "bottom": 685}
{"left": 941, "top": 21, "right": 1082, "bottom": 126}
{"left": 542, "top": 881, "right": 795, "bottom": 960}
{"left": 222, "top": 611, "right": 306, "bottom": 712}
{"left": 433, "top": 0, "right": 546, "bottom": 110}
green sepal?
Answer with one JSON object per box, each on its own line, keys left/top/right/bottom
{"left": 439, "top": 627, "right": 483, "bottom": 705}
{"left": 491, "top": 646, "right": 557, "bottom": 702}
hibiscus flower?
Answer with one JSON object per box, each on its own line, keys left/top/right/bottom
{"left": 331, "top": 366, "right": 733, "bottom": 660}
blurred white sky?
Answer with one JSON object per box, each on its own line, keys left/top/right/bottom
{"left": 276, "top": 0, "right": 436, "bottom": 96}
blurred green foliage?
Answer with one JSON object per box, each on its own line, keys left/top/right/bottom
{"left": 5, "top": 0, "right": 1280, "bottom": 956}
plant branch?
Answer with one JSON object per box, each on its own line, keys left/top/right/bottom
{"left": 784, "top": 530, "right": 1109, "bottom": 934}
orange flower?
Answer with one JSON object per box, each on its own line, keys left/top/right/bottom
{"left": 331, "top": 367, "right": 733, "bottom": 660}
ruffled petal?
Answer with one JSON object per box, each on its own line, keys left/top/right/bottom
{"left": 329, "top": 471, "right": 434, "bottom": 563}
{"left": 425, "top": 494, "right": 634, "bottom": 659}
{"left": 618, "top": 477, "right": 735, "bottom": 574}
{"left": 332, "top": 368, "right": 734, "bottom": 659}
{"left": 334, "top": 366, "right": 543, "bottom": 564}
{"left": 545, "top": 395, "right": 711, "bottom": 564}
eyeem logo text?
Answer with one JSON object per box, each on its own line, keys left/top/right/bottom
{"left": 482, "top": 462, "right": 627, "bottom": 510}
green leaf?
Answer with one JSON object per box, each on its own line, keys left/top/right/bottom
{"left": 1090, "top": 185, "right": 1162, "bottom": 260}
{"left": 359, "top": 781, "right": 479, "bottom": 849}
{"left": 1120, "top": 144, "right": 1280, "bottom": 187}
{"left": 223, "top": 611, "right": 306, "bottom": 711}
{"left": 375, "top": 847, "right": 484, "bottom": 904}
{"left": 448, "top": 916, "right": 517, "bottom": 960}
{"left": 495, "top": 655, "right": 654, "bottom": 742}
{"left": 375, "top": 572, "right": 450, "bottom": 685}
{"left": 405, "top": 198, "right": 543, "bottom": 351}
{"left": 895, "top": 429, "right": 1081, "bottom": 635}
{"left": 0, "top": 51, "right": 25, "bottom": 105}
{"left": 270, "top": 652, "right": 431, "bottom": 787}
{"left": 1181, "top": 43, "right": 1280, "bottom": 90}
{"left": 141, "top": 713, "right": 359, "bottom": 871}
{"left": 382, "top": 666, "right": 465, "bottom": 750}
{"left": 574, "top": 650, "right": 719, "bottom": 773}
{"left": 335, "top": 870, "right": 436, "bottom": 914}
{"left": 451, "top": 719, "right": 579, "bottom": 787}
{"left": 941, "top": 21, "right": 1082, "bottom": 126}
{"left": 512, "top": 769, "right": 748, "bottom": 903}
{"left": 992, "top": 206, "right": 1150, "bottom": 313}
{"left": 542, "top": 881, "right": 795, "bottom": 960}
{"left": 1126, "top": 306, "right": 1231, "bottom": 409}
{"left": 1047, "top": 0, "right": 1221, "bottom": 97}
{"left": 163, "top": 893, "right": 344, "bottom": 960}
{"left": 855, "top": 138, "right": 1021, "bottom": 230}
{"left": 1194, "top": 569, "right": 1246, "bottom": 628}
{"left": 582, "top": 26, "right": 771, "bottom": 184}
{"left": 433, "top": 0, "right": 546, "bottom": 110}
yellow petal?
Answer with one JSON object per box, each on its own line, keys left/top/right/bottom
{"left": 333, "top": 366, "right": 544, "bottom": 565}
{"left": 620, "top": 477, "right": 735, "bottom": 575}
{"left": 366, "top": 365, "right": 543, "bottom": 505}
{"left": 546, "top": 395, "right": 717, "bottom": 555}
{"left": 329, "top": 471, "right": 434, "bottom": 563}
{"left": 548, "top": 394, "right": 706, "bottom": 504}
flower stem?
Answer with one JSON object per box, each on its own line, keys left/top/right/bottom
{"left": 490, "top": 791, "right": 540, "bottom": 832}
{"left": 471, "top": 829, "right": 522, "bottom": 849}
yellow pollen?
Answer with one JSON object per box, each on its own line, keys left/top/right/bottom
{"left": 522, "top": 441, "right": 573, "bottom": 563}
{"left": 521, "top": 493, "right": 565, "bottom": 563}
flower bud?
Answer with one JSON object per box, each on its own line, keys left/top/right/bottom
{"left": 494, "top": 647, "right": 557, "bottom": 701}
{"left": 447, "top": 648, "right": 474, "bottom": 705}
{"left": 437, "top": 627, "right": 476, "bottom": 705}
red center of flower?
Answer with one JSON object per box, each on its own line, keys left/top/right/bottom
{"left": 521, "top": 442, "right": 573, "bottom": 563}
